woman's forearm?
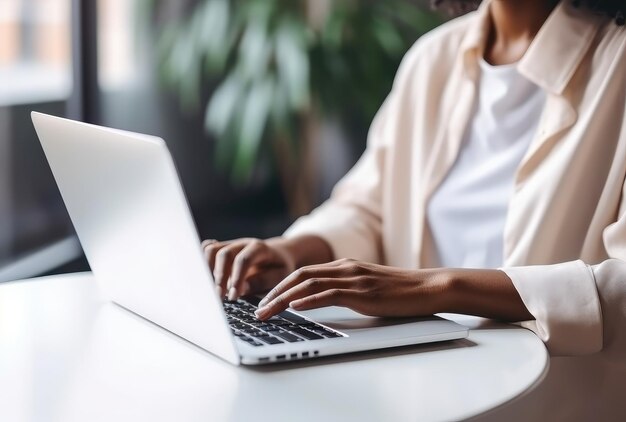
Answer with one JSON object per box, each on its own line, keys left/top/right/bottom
{"left": 441, "top": 268, "right": 533, "bottom": 321}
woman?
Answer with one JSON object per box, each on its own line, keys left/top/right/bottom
{"left": 204, "top": 0, "right": 626, "bottom": 418}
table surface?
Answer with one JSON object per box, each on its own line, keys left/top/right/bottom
{"left": 0, "top": 273, "right": 548, "bottom": 422}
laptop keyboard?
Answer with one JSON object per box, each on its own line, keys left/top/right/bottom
{"left": 223, "top": 298, "right": 343, "bottom": 347}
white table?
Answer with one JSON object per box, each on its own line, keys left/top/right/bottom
{"left": 0, "top": 273, "right": 548, "bottom": 422}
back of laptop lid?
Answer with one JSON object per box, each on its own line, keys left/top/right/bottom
{"left": 32, "top": 112, "right": 239, "bottom": 365}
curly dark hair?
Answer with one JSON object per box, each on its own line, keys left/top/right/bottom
{"left": 432, "top": 0, "right": 625, "bottom": 26}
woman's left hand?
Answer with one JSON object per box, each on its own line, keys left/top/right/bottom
{"left": 254, "top": 258, "right": 450, "bottom": 320}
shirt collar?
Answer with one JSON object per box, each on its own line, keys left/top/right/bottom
{"left": 459, "top": 0, "right": 491, "bottom": 81}
{"left": 460, "top": 0, "right": 603, "bottom": 95}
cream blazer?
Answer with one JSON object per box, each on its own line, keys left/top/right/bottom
{"left": 285, "top": 0, "right": 626, "bottom": 418}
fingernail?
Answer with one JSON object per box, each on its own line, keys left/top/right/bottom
{"left": 228, "top": 287, "right": 237, "bottom": 301}
{"left": 290, "top": 300, "right": 302, "bottom": 310}
{"left": 258, "top": 297, "right": 268, "bottom": 307}
{"left": 255, "top": 306, "right": 269, "bottom": 319}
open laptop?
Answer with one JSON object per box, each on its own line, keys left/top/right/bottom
{"left": 31, "top": 112, "right": 468, "bottom": 365}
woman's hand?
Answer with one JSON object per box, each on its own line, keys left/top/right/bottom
{"left": 202, "top": 235, "right": 334, "bottom": 301}
{"left": 202, "top": 237, "right": 297, "bottom": 301}
{"left": 255, "top": 260, "right": 533, "bottom": 323}
{"left": 254, "top": 259, "right": 449, "bottom": 320}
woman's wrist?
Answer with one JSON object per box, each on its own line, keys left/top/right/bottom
{"left": 267, "top": 235, "right": 334, "bottom": 271}
{"left": 428, "top": 268, "right": 533, "bottom": 321}
{"left": 416, "top": 269, "right": 461, "bottom": 315}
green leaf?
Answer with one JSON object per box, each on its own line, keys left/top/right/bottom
{"left": 372, "top": 17, "right": 405, "bottom": 56}
{"left": 232, "top": 76, "right": 274, "bottom": 182}
{"left": 321, "top": 7, "right": 347, "bottom": 49}
{"left": 163, "top": 14, "right": 204, "bottom": 111}
{"left": 391, "top": 3, "right": 443, "bottom": 33}
{"left": 197, "top": 0, "right": 231, "bottom": 72}
{"left": 205, "top": 73, "right": 245, "bottom": 136}
{"left": 274, "top": 18, "right": 310, "bottom": 110}
{"left": 238, "top": 19, "right": 272, "bottom": 81}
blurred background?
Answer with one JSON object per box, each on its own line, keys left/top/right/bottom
{"left": 0, "top": 0, "right": 445, "bottom": 282}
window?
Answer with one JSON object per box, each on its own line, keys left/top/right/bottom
{"left": 0, "top": 0, "right": 80, "bottom": 282}
{"left": 0, "top": 0, "right": 72, "bottom": 105}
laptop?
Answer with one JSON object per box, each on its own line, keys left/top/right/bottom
{"left": 31, "top": 112, "right": 468, "bottom": 365}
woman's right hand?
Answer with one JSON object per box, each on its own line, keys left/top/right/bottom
{"left": 202, "top": 237, "right": 297, "bottom": 301}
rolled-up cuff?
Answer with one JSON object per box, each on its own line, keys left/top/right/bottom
{"left": 501, "top": 260, "right": 603, "bottom": 356}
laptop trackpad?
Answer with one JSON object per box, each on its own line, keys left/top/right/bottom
{"left": 295, "top": 306, "right": 446, "bottom": 333}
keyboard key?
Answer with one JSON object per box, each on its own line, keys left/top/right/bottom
{"left": 241, "top": 337, "right": 264, "bottom": 346}
{"left": 258, "top": 336, "right": 284, "bottom": 345}
{"left": 273, "top": 330, "right": 305, "bottom": 343}
{"left": 251, "top": 334, "right": 271, "bottom": 340}
{"left": 253, "top": 324, "right": 279, "bottom": 331}
{"left": 309, "top": 327, "right": 341, "bottom": 337}
{"left": 262, "top": 325, "right": 282, "bottom": 331}
{"left": 278, "top": 311, "right": 310, "bottom": 324}
{"left": 288, "top": 327, "right": 324, "bottom": 340}
{"left": 266, "top": 317, "right": 291, "bottom": 326}
{"left": 241, "top": 328, "right": 264, "bottom": 335}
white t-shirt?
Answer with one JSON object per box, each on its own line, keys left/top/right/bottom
{"left": 427, "top": 58, "right": 546, "bottom": 268}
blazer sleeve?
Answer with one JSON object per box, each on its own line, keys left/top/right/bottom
{"left": 502, "top": 178, "right": 626, "bottom": 360}
{"left": 283, "top": 94, "right": 394, "bottom": 264}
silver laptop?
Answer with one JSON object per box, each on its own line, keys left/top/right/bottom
{"left": 31, "top": 112, "right": 468, "bottom": 365}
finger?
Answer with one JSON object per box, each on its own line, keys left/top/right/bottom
{"left": 226, "top": 266, "right": 284, "bottom": 298}
{"left": 255, "top": 277, "right": 348, "bottom": 319}
{"left": 257, "top": 263, "right": 342, "bottom": 307}
{"left": 245, "top": 267, "right": 288, "bottom": 294}
{"left": 289, "top": 289, "right": 356, "bottom": 311}
{"left": 201, "top": 239, "right": 218, "bottom": 248}
{"left": 229, "top": 241, "right": 274, "bottom": 299}
{"left": 237, "top": 270, "right": 272, "bottom": 298}
{"left": 203, "top": 240, "right": 231, "bottom": 272}
{"left": 213, "top": 242, "right": 249, "bottom": 292}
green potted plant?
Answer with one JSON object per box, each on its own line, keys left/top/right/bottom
{"left": 157, "top": 0, "right": 442, "bottom": 215}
